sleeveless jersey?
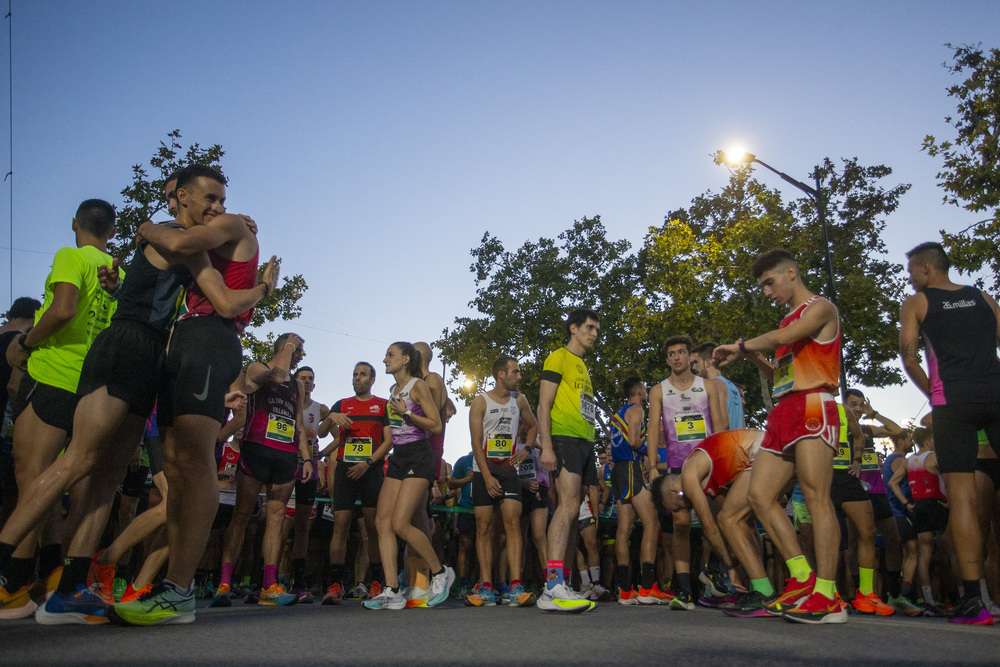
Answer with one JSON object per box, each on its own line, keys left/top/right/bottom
{"left": 332, "top": 395, "right": 389, "bottom": 462}
{"left": 691, "top": 428, "right": 763, "bottom": 497}
{"left": 832, "top": 404, "right": 852, "bottom": 470}
{"left": 388, "top": 377, "right": 427, "bottom": 445}
{"left": 301, "top": 399, "right": 324, "bottom": 459}
{"left": 659, "top": 375, "right": 714, "bottom": 468}
{"left": 908, "top": 451, "right": 946, "bottom": 502}
{"left": 178, "top": 248, "right": 258, "bottom": 330}
{"left": 113, "top": 224, "right": 190, "bottom": 336}
{"left": 920, "top": 286, "right": 1000, "bottom": 406}
{"left": 882, "top": 453, "right": 910, "bottom": 516}
{"left": 610, "top": 403, "right": 646, "bottom": 462}
{"left": 473, "top": 392, "right": 520, "bottom": 474}
{"left": 243, "top": 373, "right": 299, "bottom": 453}
{"left": 540, "top": 347, "right": 596, "bottom": 441}
{"left": 772, "top": 296, "right": 841, "bottom": 400}
{"left": 718, "top": 376, "right": 744, "bottom": 429}
{"left": 857, "top": 424, "right": 886, "bottom": 494}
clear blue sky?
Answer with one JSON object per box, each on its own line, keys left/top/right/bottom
{"left": 1, "top": 1, "right": 997, "bottom": 461}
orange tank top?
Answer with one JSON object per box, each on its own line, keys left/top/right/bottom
{"left": 772, "top": 296, "right": 840, "bottom": 400}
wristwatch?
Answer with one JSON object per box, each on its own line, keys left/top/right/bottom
{"left": 403, "top": 410, "right": 413, "bottom": 423}
{"left": 17, "top": 333, "right": 33, "bottom": 350}
{"left": 365, "top": 457, "right": 374, "bottom": 466}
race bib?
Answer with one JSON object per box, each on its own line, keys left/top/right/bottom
{"left": 773, "top": 354, "right": 795, "bottom": 396}
{"left": 387, "top": 405, "right": 403, "bottom": 430}
{"left": 517, "top": 458, "right": 537, "bottom": 480}
{"left": 344, "top": 437, "right": 373, "bottom": 463}
{"left": 266, "top": 414, "right": 295, "bottom": 445}
{"left": 674, "top": 413, "right": 707, "bottom": 442}
{"left": 486, "top": 432, "right": 514, "bottom": 459}
{"left": 861, "top": 451, "right": 879, "bottom": 471}
{"left": 581, "top": 391, "right": 596, "bottom": 424}
{"left": 833, "top": 445, "right": 851, "bottom": 470}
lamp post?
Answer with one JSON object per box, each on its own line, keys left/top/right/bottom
{"left": 721, "top": 150, "right": 847, "bottom": 397}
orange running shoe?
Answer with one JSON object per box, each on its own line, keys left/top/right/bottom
{"left": 121, "top": 583, "right": 153, "bottom": 604}
{"left": 367, "top": 580, "right": 383, "bottom": 599}
{"left": 765, "top": 573, "right": 816, "bottom": 616}
{"left": 322, "top": 582, "right": 344, "bottom": 606}
{"left": 637, "top": 583, "right": 674, "bottom": 605}
{"left": 87, "top": 552, "right": 115, "bottom": 605}
{"left": 852, "top": 590, "right": 895, "bottom": 616}
{"left": 618, "top": 588, "right": 639, "bottom": 606}
{"left": 781, "top": 590, "right": 848, "bottom": 624}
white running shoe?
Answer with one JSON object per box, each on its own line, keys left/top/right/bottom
{"left": 428, "top": 567, "right": 455, "bottom": 607}
{"left": 537, "top": 583, "right": 595, "bottom": 613}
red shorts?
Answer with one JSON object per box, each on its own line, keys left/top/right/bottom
{"left": 760, "top": 390, "right": 839, "bottom": 456}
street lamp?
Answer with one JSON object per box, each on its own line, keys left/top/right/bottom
{"left": 720, "top": 149, "right": 847, "bottom": 397}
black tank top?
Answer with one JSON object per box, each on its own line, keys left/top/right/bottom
{"left": 112, "top": 223, "right": 192, "bottom": 336}
{"left": 920, "top": 285, "right": 1000, "bottom": 405}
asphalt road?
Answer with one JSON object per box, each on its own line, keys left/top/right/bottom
{"left": 5, "top": 597, "right": 1000, "bottom": 665}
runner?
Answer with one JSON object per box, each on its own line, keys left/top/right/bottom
{"left": 449, "top": 451, "right": 475, "bottom": 598}
{"left": 537, "top": 308, "right": 600, "bottom": 613}
{"left": 320, "top": 362, "right": 390, "bottom": 605}
{"left": 691, "top": 341, "right": 745, "bottom": 429}
{"left": 463, "top": 356, "right": 538, "bottom": 607}
{"left": 883, "top": 430, "right": 923, "bottom": 615}
{"left": 714, "top": 248, "right": 846, "bottom": 624}
{"left": 647, "top": 334, "right": 728, "bottom": 609}
{"left": 363, "top": 342, "right": 454, "bottom": 609}
{"left": 898, "top": 241, "right": 1000, "bottom": 625}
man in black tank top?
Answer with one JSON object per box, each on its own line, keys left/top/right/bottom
{"left": 899, "top": 241, "right": 1000, "bottom": 625}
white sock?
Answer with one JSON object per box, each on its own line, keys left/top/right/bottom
{"left": 922, "top": 585, "right": 934, "bottom": 605}
{"left": 580, "top": 570, "right": 592, "bottom": 586}
{"left": 981, "top": 579, "right": 993, "bottom": 606}
{"left": 590, "top": 566, "right": 601, "bottom": 586}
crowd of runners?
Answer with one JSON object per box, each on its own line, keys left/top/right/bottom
{"left": 0, "top": 165, "right": 999, "bottom": 628}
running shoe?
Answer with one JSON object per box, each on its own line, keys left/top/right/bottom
{"left": 463, "top": 583, "right": 497, "bottom": 607}
{"left": 986, "top": 601, "right": 1000, "bottom": 619}
{"left": 720, "top": 590, "right": 779, "bottom": 618}
{"left": 108, "top": 582, "right": 195, "bottom": 626}
{"left": 919, "top": 602, "right": 943, "bottom": 617}
{"left": 113, "top": 577, "right": 128, "bottom": 602}
{"left": 946, "top": 597, "right": 995, "bottom": 625}
{"left": 765, "top": 573, "right": 816, "bottom": 616}
{"left": 210, "top": 583, "right": 232, "bottom": 608}
{"left": 259, "top": 583, "right": 298, "bottom": 606}
{"left": 0, "top": 579, "right": 37, "bottom": 619}
{"left": 451, "top": 579, "right": 467, "bottom": 600}
{"left": 348, "top": 582, "right": 369, "bottom": 599}
{"left": 364, "top": 587, "right": 406, "bottom": 610}
{"left": 637, "top": 583, "right": 673, "bottom": 605}
{"left": 35, "top": 585, "right": 109, "bottom": 625}
{"left": 199, "top": 579, "right": 216, "bottom": 599}
{"left": 698, "top": 592, "right": 740, "bottom": 608}
{"left": 852, "top": 590, "right": 894, "bottom": 616}
{"left": 292, "top": 585, "right": 314, "bottom": 604}
{"left": 87, "top": 552, "right": 116, "bottom": 605}
{"left": 537, "top": 583, "right": 595, "bottom": 613}
{"left": 699, "top": 567, "right": 733, "bottom": 597}
{"left": 618, "top": 588, "right": 639, "bottom": 606}
{"left": 366, "top": 581, "right": 381, "bottom": 598}
{"left": 497, "top": 581, "right": 511, "bottom": 605}
{"left": 836, "top": 592, "right": 851, "bottom": 612}
{"left": 121, "top": 583, "right": 152, "bottom": 604}
{"left": 578, "top": 582, "right": 594, "bottom": 600}
{"left": 428, "top": 566, "right": 456, "bottom": 607}
{"left": 669, "top": 590, "right": 695, "bottom": 610}
{"left": 28, "top": 566, "right": 62, "bottom": 605}
{"left": 886, "top": 593, "right": 921, "bottom": 616}
{"left": 780, "top": 591, "right": 848, "bottom": 624}
{"left": 244, "top": 589, "right": 260, "bottom": 605}
{"left": 404, "top": 585, "right": 430, "bottom": 608}
{"left": 589, "top": 583, "right": 611, "bottom": 601}
{"left": 508, "top": 583, "right": 536, "bottom": 607}
{"left": 322, "top": 582, "right": 345, "bottom": 605}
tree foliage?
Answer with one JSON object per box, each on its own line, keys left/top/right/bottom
{"left": 114, "top": 130, "right": 307, "bottom": 363}
{"left": 923, "top": 43, "right": 1000, "bottom": 290}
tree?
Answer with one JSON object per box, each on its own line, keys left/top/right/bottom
{"left": 922, "top": 43, "right": 1000, "bottom": 291}
{"left": 115, "top": 130, "right": 307, "bottom": 362}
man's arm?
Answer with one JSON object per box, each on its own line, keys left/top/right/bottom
{"left": 625, "top": 403, "right": 645, "bottom": 451}
{"left": 424, "top": 372, "right": 447, "bottom": 412}
{"left": 862, "top": 398, "right": 903, "bottom": 438}
{"left": 845, "top": 407, "right": 864, "bottom": 477}
{"left": 244, "top": 336, "right": 301, "bottom": 391}
{"left": 185, "top": 253, "right": 278, "bottom": 319}
{"left": 20, "top": 282, "right": 78, "bottom": 351}
{"left": 537, "top": 379, "right": 558, "bottom": 472}
{"left": 888, "top": 457, "right": 912, "bottom": 511}
{"left": 681, "top": 468, "right": 731, "bottom": 568}
{"left": 509, "top": 394, "right": 538, "bottom": 467}
{"left": 469, "top": 396, "right": 500, "bottom": 497}
{"left": 899, "top": 294, "right": 930, "bottom": 397}
{"left": 647, "top": 384, "right": 663, "bottom": 476}
{"left": 138, "top": 214, "right": 248, "bottom": 256}
{"left": 707, "top": 378, "right": 729, "bottom": 432}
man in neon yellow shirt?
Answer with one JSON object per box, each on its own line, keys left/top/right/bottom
{"left": 0, "top": 200, "right": 117, "bottom": 619}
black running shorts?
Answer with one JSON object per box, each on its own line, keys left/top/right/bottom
{"left": 611, "top": 460, "right": 647, "bottom": 503}
{"left": 238, "top": 441, "right": 297, "bottom": 485}
{"left": 12, "top": 371, "right": 78, "bottom": 435}
{"left": 830, "top": 469, "right": 870, "bottom": 509}
{"left": 552, "top": 435, "right": 597, "bottom": 486}
{"left": 912, "top": 498, "right": 949, "bottom": 534}
{"left": 867, "top": 492, "right": 894, "bottom": 523}
{"left": 332, "top": 459, "right": 384, "bottom": 511}
{"left": 932, "top": 402, "right": 1000, "bottom": 474}
{"left": 76, "top": 320, "right": 165, "bottom": 418}
{"left": 895, "top": 514, "right": 917, "bottom": 542}
{"left": 386, "top": 439, "right": 435, "bottom": 482}
{"left": 472, "top": 471, "right": 522, "bottom": 507}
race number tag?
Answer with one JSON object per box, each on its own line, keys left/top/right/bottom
{"left": 344, "top": 437, "right": 373, "bottom": 463}
{"left": 861, "top": 451, "right": 879, "bottom": 471}
{"left": 387, "top": 405, "right": 403, "bottom": 430}
{"left": 773, "top": 354, "right": 795, "bottom": 396}
{"left": 486, "top": 432, "right": 514, "bottom": 459}
{"left": 266, "top": 415, "right": 295, "bottom": 445}
{"left": 833, "top": 445, "right": 851, "bottom": 470}
{"left": 674, "top": 413, "right": 707, "bottom": 442}
{"left": 517, "top": 458, "right": 537, "bottom": 480}
{"left": 580, "top": 391, "right": 596, "bottom": 424}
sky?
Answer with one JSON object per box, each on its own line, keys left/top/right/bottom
{"left": 0, "top": 1, "right": 997, "bottom": 462}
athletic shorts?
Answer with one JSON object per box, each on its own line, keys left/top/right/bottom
{"left": 895, "top": 513, "right": 917, "bottom": 542}
{"left": 12, "top": 371, "right": 78, "bottom": 435}
{"left": 146, "top": 435, "right": 163, "bottom": 477}
{"left": 976, "top": 457, "right": 1000, "bottom": 489}
{"left": 332, "top": 459, "right": 384, "bottom": 511}
{"left": 0, "top": 450, "right": 14, "bottom": 500}
{"left": 578, "top": 516, "right": 597, "bottom": 532}
{"left": 77, "top": 320, "right": 166, "bottom": 418}
{"left": 793, "top": 500, "right": 812, "bottom": 528}
{"left": 120, "top": 465, "right": 150, "bottom": 498}
{"left": 932, "top": 402, "right": 1000, "bottom": 474}
{"left": 456, "top": 512, "right": 476, "bottom": 534}
{"left": 552, "top": 435, "right": 597, "bottom": 486}
{"left": 760, "top": 390, "right": 840, "bottom": 456}
{"left": 522, "top": 485, "right": 550, "bottom": 513}
{"left": 472, "top": 471, "right": 522, "bottom": 506}
{"left": 157, "top": 316, "right": 242, "bottom": 428}
{"left": 830, "top": 469, "right": 870, "bottom": 509}
{"left": 868, "top": 492, "right": 893, "bottom": 523}
{"left": 295, "top": 478, "right": 318, "bottom": 509}
{"left": 913, "top": 498, "right": 949, "bottom": 534}
{"left": 238, "top": 441, "right": 297, "bottom": 485}
{"left": 611, "top": 459, "right": 647, "bottom": 503}
{"left": 386, "top": 439, "right": 435, "bottom": 482}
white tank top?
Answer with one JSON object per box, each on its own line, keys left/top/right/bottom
{"left": 302, "top": 399, "right": 324, "bottom": 458}
{"left": 473, "top": 392, "right": 521, "bottom": 472}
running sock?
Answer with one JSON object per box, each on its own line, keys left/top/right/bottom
{"left": 328, "top": 563, "right": 345, "bottom": 588}
{"left": 901, "top": 580, "right": 913, "bottom": 597}
{"left": 220, "top": 562, "right": 234, "bottom": 587}
{"left": 589, "top": 566, "right": 600, "bottom": 587}
{"left": 963, "top": 579, "right": 981, "bottom": 601}
{"left": 616, "top": 564, "right": 631, "bottom": 591}
{"left": 5, "top": 556, "right": 35, "bottom": 591}
{"left": 546, "top": 560, "right": 564, "bottom": 591}
{"left": 292, "top": 558, "right": 306, "bottom": 587}
{"left": 432, "top": 566, "right": 445, "bottom": 578}
{"left": 510, "top": 579, "right": 520, "bottom": 589}
{"left": 813, "top": 577, "right": 836, "bottom": 600}
{"left": 563, "top": 567, "right": 572, "bottom": 584}
{"left": 677, "top": 572, "right": 691, "bottom": 594}
{"left": 580, "top": 569, "right": 592, "bottom": 586}
{"left": 981, "top": 579, "right": 993, "bottom": 606}
{"left": 886, "top": 570, "right": 902, "bottom": 598}
{"left": 750, "top": 577, "right": 775, "bottom": 596}
{"left": 164, "top": 578, "right": 194, "bottom": 596}
{"left": 57, "top": 557, "right": 91, "bottom": 595}
{"left": 785, "top": 555, "right": 812, "bottom": 582}
{"left": 263, "top": 564, "right": 277, "bottom": 590}
{"left": 0, "top": 541, "right": 15, "bottom": 571}
{"left": 859, "top": 567, "right": 874, "bottom": 596}
{"left": 481, "top": 581, "right": 493, "bottom": 591}
{"left": 640, "top": 562, "right": 655, "bottom": 591}
{"left": 38, "top": 543, "right": 62, "bottom": 580}
{"left": 921, "top": 585, "right": 935, "bottom": 606}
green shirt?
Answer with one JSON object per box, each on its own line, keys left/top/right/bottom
{"left": 541, "top": 347, "right": 596, "bottom": 441}
{"left": 28, "top": 245, "right": 118, "bottom": 392}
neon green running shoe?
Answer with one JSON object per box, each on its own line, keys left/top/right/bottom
{"left": 537, "top": 583, "right": 595, "bottom": 613}
{"left": 108, "top": 582, "right": 195, "bottom": 626}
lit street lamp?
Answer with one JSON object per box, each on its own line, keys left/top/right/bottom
{"left": 721, "top": 149, "right": 847, "bottom": 397}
